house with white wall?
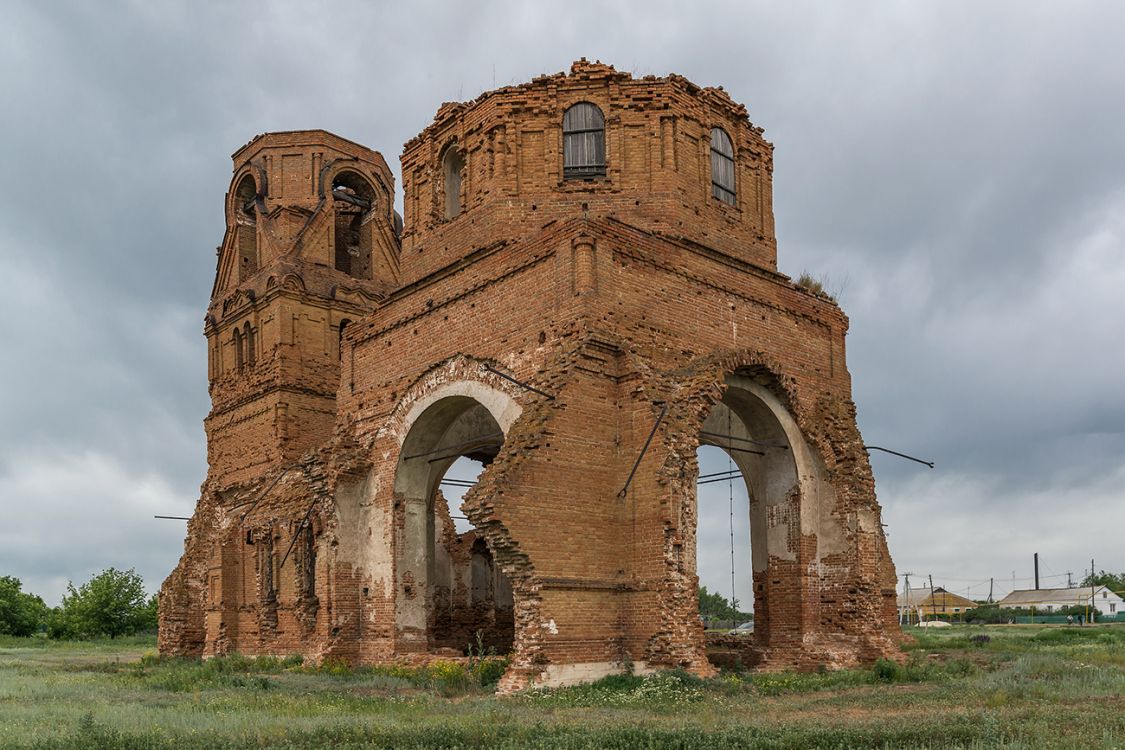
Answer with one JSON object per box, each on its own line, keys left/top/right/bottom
{"left": 997, "top": 586, "right": 1123, "bottom": 616}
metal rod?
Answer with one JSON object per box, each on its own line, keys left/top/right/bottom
{"left": 240, "top": 466, "right": 295, "bottom": 523}
{"left": 618, "top": 403, "right": 668, "bottom": 497}
{"left": 699, "top": 475, "right": 747, "bottom": 486}
{"left": 864, "top": 446, "right": 935, "bottom": 468}
{"left": 699, "top": 470, "right": 741, "bottom": 479}
{"left": 154, "top": 515, "right": 191, "bottom": 520}
{"left": 706, "top": 440, "right": 765, "bottom": 456}
{"left": 440, "top": 479, "right": 477, "bottom": 488}
{"left": 278, "top": 499, "right": 318, "bottom": 573}
{"left": 404, "top": 433, "right": 504, "bottom": 461}
{"left": 427, "top": 442, "right": 502, "bottom": 464}
{"left": 483, "top": 363, "right": 556, "bottom": 400}
{"left": 701, "top": 431, "right": 788, "bottom": 450}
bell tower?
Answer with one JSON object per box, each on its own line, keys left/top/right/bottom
{"left": 204, "top": 130, "right": 400, "bottom": 489}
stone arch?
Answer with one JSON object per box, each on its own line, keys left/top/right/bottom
{"left": 694, "top": 374, "right": 833, "bottom": 653}
{"left": 648, "top": 354, "right": 841, "bottom": 672}
{"left": 391, "top": 377, "right": 523, "bottom": 654}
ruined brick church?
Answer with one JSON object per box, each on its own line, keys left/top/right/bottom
{"left": 159, "top": 60, "right": 902, "bottom": 691}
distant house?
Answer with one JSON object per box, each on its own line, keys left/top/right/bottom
{"left": 898, "top": 586, "right": 978, "bottom": 618}
{"left": 997, "top": 586, "right": 1123, "bottom": 616}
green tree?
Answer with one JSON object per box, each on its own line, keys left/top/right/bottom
{"left": 1081, "top": 570, "right": 1125, "bottom": 595}
{"left": 0, "top": 576, "right": 48, "bottom": 637}
{"left": 50, "top": 568, "right": 153, "bottom": 639}
{"left": 698, "top": 586, "right": 751, "bottom": 625}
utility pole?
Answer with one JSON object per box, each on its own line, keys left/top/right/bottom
{"left": 1067, "top": 571, "right": 1073, "bottom": 588}
{"left": 928, "top": 574, "right": 935, "bottom": 621}
{"left": 1034, "top": 552, "right": 1040, "bottom": 590}
{"left": 1090, "top": 559, "right": 1096, "bottom": 624}
{"left": 901, "top": 573, "right": 913, "bottom": 625}
{"left": 988, "top": 577, "right": 994, "bottom": 604}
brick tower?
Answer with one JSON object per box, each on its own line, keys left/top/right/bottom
{"left": 161, "top": 61, "right": 903, "bottom": 689}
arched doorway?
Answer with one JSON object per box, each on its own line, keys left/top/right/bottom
{"left": 392, "top": 390, "right": 517, "bottom": 655}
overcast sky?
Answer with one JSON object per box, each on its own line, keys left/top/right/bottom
{"left": 1, "top": 1, "right": 1122, "bottom": 608}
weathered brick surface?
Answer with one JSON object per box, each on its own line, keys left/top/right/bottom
{"left": 160, "top": 61, "right": 903, "bottom": 690}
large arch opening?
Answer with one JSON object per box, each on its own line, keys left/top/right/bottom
{"left": 691, "top": 373, "right": 808, "bottom": 666}
{"left": 393, "top": 393, "right": 516, "bottom": 656}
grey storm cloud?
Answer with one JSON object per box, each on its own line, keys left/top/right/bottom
{"left": 1, "top": 0, "right": 1122, "bottom": 607}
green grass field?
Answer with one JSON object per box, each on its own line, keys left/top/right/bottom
{"left": 1, "top": 626, "right": 1123, "bottom": 749}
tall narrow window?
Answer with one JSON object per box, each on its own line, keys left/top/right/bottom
{"left": 710, "top": 128, "right": 736, "bottom": 205}
{"left": 233, "top": 328, "right": 243, "bottom": 372}
{"left": 442, "top": 147, "right": 464, "bottom": 219}
{"left": 243, "top": 322, "right": 255, "bottom": 367}
{"left": 234, "top": 175, "right": 259, "bottom": 280}
{"left": 563, "top": 103, "right": 606, "bottom": 179}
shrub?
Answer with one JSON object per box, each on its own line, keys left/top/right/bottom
{"left": 873, "top": 658, "right": 901, "bottom": 682}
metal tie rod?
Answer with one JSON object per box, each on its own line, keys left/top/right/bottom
{"left": 404, "top": 433, "right": 504, "bottom": 461}
{"left": 618, "top": 403, "right": 668, "bottom": 497}
{"left": 440, "top": 479, "right": 477, "bottom": 488}
{"left": 699, "top": 470, "right": 742, "bottom": 480}
{"left": 864, "top": 446, "right": 935, "bottom": 468}
{"left": 706, "top": 441, "right": 765, "bottom": 457}
{"left": 154, "top": 515, "right": 190, "bottom": 520}
{"left": 698, "top": 475, "right": 746, "bottom": 486}
{"left": 482, "top": 363, "right": 556, "bottom": 400}
{"left": 700, "top": 431, "right": 788, "bottom": 450}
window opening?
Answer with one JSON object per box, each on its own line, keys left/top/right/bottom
{"left": 442, "top": 147, "right": 465, "bottom": 219}
{"left": 331, "top": 171, "right": 375, "bottom": 279}
{"left": 234, "top": 175, "right": 259, "bottom": 279}
{"left": 563, "top": 103, "right": 606, "bottom": 179}
{"left": 243, "top": 322, "right": 255, "bottom": 367}
{"left": 710, "top": 127, "right": 736, "bottom": 205}
{"left": 338, "top": 319, "right": 351, "bottom": 360}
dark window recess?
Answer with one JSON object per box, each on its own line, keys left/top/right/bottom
{"left": 563, "top": 103, "right": 606, "bottom": 179}
{"left": 243, "top": 322, "right": 255, "bottom": 366}
{"left": 710, "top": 127, "right": 736, "bottom": 205}
{"left": 234, "top": 174, "right": 259, "bottom": 279}
{"left": 331, "top": 171, "right": 375, "bottom": 280}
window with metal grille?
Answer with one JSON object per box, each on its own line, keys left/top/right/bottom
{"left": 563, "top": 103, "right": 606, "bottom": 179}
{"left": 710, "top": 127, "right": 736, "bottom": 205}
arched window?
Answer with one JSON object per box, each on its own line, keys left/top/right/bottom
{"left": 233, "top": 328, "right": 243, "bottom": 372}
{"left": 710, "top": 128, "right": 736, "bottom": 205}
{"left": 243, "top": 322, "right": 255, "bottom": 367}
{"left": 442, "top": 146, "right": 464, "bottom": 219}
{"left": 234, "top": 174, "right": 259, "bottom": 280}
{"left": 332, "top": 171, "right": 375, "bottom": 279}
{"left": 563, "top": 103, "right": 606, "bottom": 179}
